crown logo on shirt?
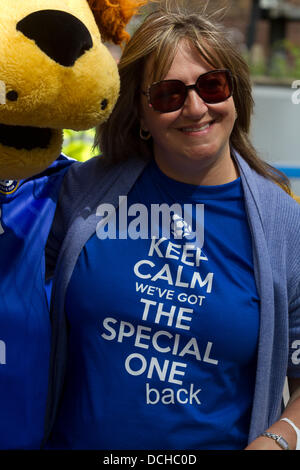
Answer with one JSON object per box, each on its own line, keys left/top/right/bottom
{"left": 170, "top": 214, "right": 193, "bottom": 239}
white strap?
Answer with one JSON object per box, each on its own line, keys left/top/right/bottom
{"left": 280, "top": 418, "right": 300, "bottom": 450}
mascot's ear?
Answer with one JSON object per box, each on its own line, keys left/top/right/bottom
{"left": 87, "top": 0, "right": 147, "bottom": 44}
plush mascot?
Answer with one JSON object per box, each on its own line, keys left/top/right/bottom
{"left": 0, "top": 0, "right": 144, "bottom": 450}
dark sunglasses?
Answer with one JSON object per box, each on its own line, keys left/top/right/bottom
{"left": 142, "top": 69, "right": 233, "bottom": 113}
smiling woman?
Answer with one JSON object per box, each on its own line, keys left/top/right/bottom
{"left": 44, "top": 0, "right": 300, "bottom": 452}
{"left": 139, "top": 41, "right": 238, "bottom": 185}
{"left": 98, "top": 0, "right": 290, "bottom": 192}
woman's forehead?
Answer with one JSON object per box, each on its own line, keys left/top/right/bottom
{"left": 143, "top": 39, "right": 221, "bottom": 84}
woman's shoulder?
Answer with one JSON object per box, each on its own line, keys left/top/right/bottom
{"left": 235, "top": 152, "right": 300, "bottom": 219}
{"left": 255, "top": 175, "right": 300, "bottom": 261}
{"left": 59, "top": 155, "right": 148, "bottom": 213}
{"left": 64, "top": 155, "right": 119, "bottom": 189}
{"left": 238, "top": 158, "right": 300, "bottom": 253}
{"left": 65, "top": 155, "right": 146, "bottom": 189}
{"left": 256, "top": 173, "right": 300, "bottom": 223}
{"left": 256, "top": 171, "right": 300, "bottom": 213}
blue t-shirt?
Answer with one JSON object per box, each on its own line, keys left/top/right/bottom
{"left": 49, "top": 161, "right": 260, "bottom": 450}
{"left": 0, "top": 155, "right": 73, "bottom": 449}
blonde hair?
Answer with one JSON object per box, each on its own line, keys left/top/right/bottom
{"left": 96, "top": 0, "right": 290, "bottom": 192}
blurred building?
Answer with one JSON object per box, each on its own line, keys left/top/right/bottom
{"left": 220, "top": 0, "right": 300, "bottom": 75}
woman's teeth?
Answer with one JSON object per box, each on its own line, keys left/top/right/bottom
{"left": 181, "top": 121, "right": 214, "bottom": 132}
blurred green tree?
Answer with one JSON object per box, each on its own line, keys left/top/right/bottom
{"left": 62, "top": 129, "right": 98, "bottom": 162}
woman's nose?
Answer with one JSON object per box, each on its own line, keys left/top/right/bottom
{"left": 17, "top": 10, "right": 93, "bottom": 67}
{"left": 182, "top": 89, "right": 209, "bottom": 117}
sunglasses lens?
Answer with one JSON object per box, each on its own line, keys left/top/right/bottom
{"left": 147, "top": 70, "right": 232, "bottom": 112}
{"left": 197, "top": 71, "right": 232, "bottom": 104}
{"left": 149, "top": 80, "right": 186, "bottom": 113}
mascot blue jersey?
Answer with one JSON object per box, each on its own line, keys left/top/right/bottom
{"left": 0, "top": 155, "right": 73, "bottom": 449}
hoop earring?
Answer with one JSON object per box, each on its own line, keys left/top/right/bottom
{"left": 139, "top": 127, "right": 152, "bottom": 141}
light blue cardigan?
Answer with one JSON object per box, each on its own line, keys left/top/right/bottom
{"left": 44, "top": 151, "right": 300, "bottom": 447}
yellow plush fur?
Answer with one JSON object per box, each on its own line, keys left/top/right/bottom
{"left": 0, "top": 0, "right": 142, "bottom": 179}
{"left": 293, "top": 194, "right": 300, "bottom": 204}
